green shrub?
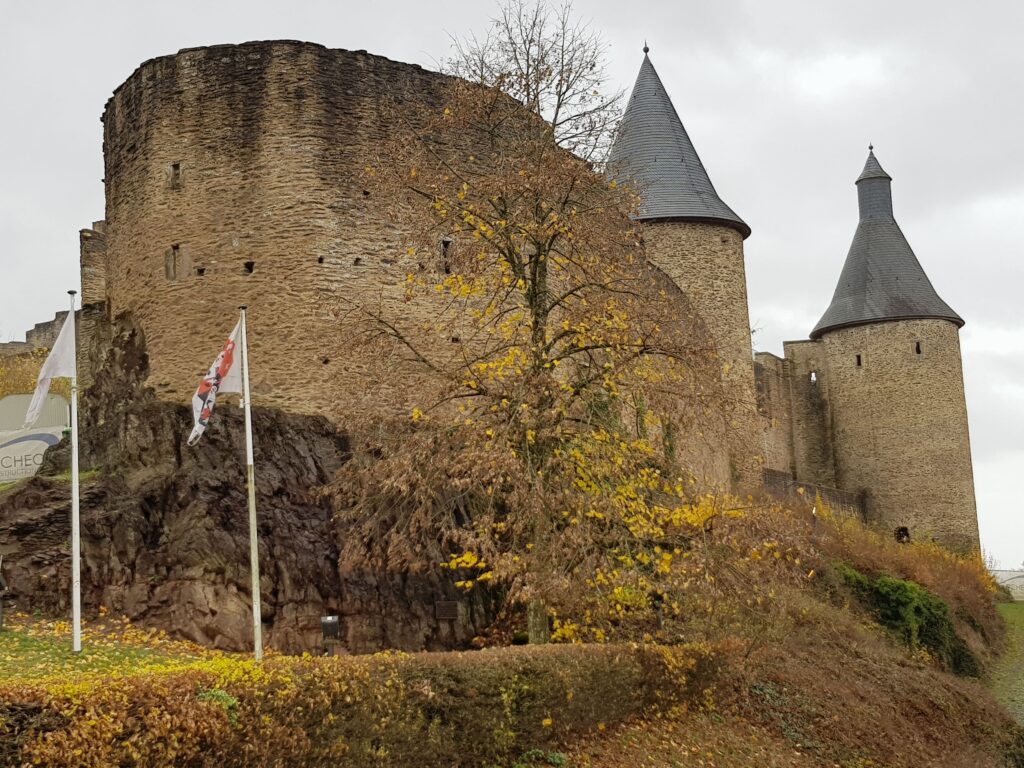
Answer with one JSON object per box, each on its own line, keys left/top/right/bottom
{"left": 836, "top": 563, "right": 980, "bottom": 677}
{"left": 197, "top": 687, "right": 239, "bottom": 725}
{"left": 833, "top": 561, "right": 872, "bottom": 595}
{"left": 510, "top": 749, "right": 568, "bottom": 767}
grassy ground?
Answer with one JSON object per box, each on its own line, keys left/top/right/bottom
{"left": 0, "top": 611, "right": 214, "bottom": 681}
{"left": 992, "top": 601, "right": 1024, "bottom": 724}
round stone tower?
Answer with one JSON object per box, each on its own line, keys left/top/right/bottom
{"left": 101, "top": 41, "right": 453, "bottom": 416}
{"left": 811, "top": 149, "right": 979, "bottom": 551}
{"left": 608, "top": 48, "right": 758, "bottom": 486}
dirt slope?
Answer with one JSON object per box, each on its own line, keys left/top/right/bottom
{"left": 567, "top": 595, "right": 1024, "bottom": 767}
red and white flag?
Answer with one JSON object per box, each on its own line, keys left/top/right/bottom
{"left": 188, "top": 321, "right": 243, "bottom": 445}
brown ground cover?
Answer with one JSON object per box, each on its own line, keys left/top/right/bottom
{"left": 565, "top": 584, "right": 1023, "bottom": 768}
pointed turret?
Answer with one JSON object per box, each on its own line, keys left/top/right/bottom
{"left": 608, "top": 49, "right": 750, "bottom": 238}
{"left": 811, "top": 148, "right": 962, "bottom": 339}
{"left": 608, "top": 46, "right": 759, "bottom": 490}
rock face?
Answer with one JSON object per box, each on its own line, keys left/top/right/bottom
{"left": 0, "top": 314, "right": 494, "bottom": 653}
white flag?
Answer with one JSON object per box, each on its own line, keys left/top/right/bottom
{"left": 24, "top": 311, "right": 76, "bottom": 429}
{"left": 188, "top": 320, "right": 242, "bottom": 445}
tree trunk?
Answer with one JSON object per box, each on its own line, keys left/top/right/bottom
{"left": 527, "top": 598, "right": 550, "bottom": 644}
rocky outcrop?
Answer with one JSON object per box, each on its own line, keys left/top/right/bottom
{"left": 0, "top": 315, "right": 346, "bottom": 652}
{"left": 0, "top": 314, "right": 496, "bottom": 653}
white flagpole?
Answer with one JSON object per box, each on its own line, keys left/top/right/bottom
{"left": 68, "top": 290, "right": 81, "bottom": 653}
{"left": 239, "top": 306, "right": 263, "bottom": 661}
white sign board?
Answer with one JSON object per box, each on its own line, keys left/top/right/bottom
{"left": 992, "top": 570, "right": 1024, "bottom": 601}
{"left": 0, "top": 394, "right": 69, "bottom": 482}
{"left": 0, "top": 427, "right": 66, "bottom": 481}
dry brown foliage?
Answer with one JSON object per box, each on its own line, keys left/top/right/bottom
{"left": 325, "top": 39, "right": 742, "bottom": 634}
{"left": 0, "top": 643, "right": 717, "bottom": 768}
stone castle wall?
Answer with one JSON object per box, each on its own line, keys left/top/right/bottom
{"left": 98, "top": 40, "right": 739, "bottom": 493}
{"left": 25, "top": 39, "right": 977, "bottom": 550}
{"left": 780, "top": 340, "right": 836, "bottom": 487}
{"left": 758, "top": 319, "right": 980, "bottom": 551}
{"left": 80, "top": 222, "right": 107, "bottom": 307}
{"left": 641, "top": 222, "right": 759, "bottom": 483}
{"left": 753, "top": 353, "right": 794, "bottom": 475}
{"left": 101, "top": 41, "right": 462, "bottom": 419}
{"left": 0, "top": 223, "right": 106, "bottom": 385}
{"left": 0, "top": 315, "right": 67, "bottom": 356}
{"left": 820, "top": 319, "right": 979, "bottom": 550}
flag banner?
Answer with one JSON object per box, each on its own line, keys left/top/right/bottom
{"left": 24, "top": 311, "right": 76, "bottom": 429}
{"left": 188, "top": 320, "right": 242, "bottom": 445}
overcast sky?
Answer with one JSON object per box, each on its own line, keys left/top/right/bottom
{"left": 1, "top": 0, "right": 1020, "bottom": 566}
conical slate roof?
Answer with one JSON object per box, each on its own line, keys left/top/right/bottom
{"left": 856, "top": 150, "right": 892, "bottom": 182}
{"left": 608, "top": 49, "right": 750, "bottom": 238}
{"left": 810, "top": 149, "right": 963, "bottom": 339}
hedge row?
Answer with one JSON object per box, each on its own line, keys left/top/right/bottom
{"left": 0, "top": 643, "right": 716, "bottom": 767}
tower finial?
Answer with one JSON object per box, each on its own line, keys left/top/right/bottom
{"left": 643, "top": 41, "right": 649, "bottom": 54}
{"left": 869, "top": 142, "right": 874, "bottom": 152}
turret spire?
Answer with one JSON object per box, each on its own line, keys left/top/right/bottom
{"left": 811, "top": 148, "right": 962, "bottom": 338}
{"left": 607, "top": 51, "right": 749, "bottom": 238}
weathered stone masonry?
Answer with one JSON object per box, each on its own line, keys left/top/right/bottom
{"left": 754, "top": 150, "right": 980, "bottom": 551}
{"left": 14, "top": 42, "right": 981, "bottom": 562}
{"left": 608, "top": 51, "right": 761, "bottom": 485}
{"left": 1, "top": 41, "right": 986, "bottom": 656}
{"left": 102, "top": 41, "right": 462, "bottom": 418}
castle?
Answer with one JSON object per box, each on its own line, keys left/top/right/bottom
{"left": 4, "top": 40, "right": 980, "bottom": 552}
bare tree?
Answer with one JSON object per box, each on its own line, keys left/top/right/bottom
{"left": 443, "top": 0, "right": 623, "bottom": 163}
{"left": 325, "top": 5, "right": 741, "bottom": 644}
{"left": 327, "top": 61, "right": 735, "bottom": 642}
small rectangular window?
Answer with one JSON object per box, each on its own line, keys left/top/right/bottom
{"left": 165, "top": 244, "right": 180, "bottom": 280}
{"left": 440, "top": 237, "right": 453, "bottom": 274}
{"left": 169, "top": 162, "right": 182, "bottom": 189}
{"left": 915, "top": 341, "right": 922, "bottom": 355}
{"left": 855, "top": 354, "right": 862, "bottom": 367}
{"left": 243, "top": 260, "right": 255, "bottom": 274}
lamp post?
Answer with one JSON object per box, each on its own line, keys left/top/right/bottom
{"left": 321, "top": 615, "right": 340, "bottom": 655}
